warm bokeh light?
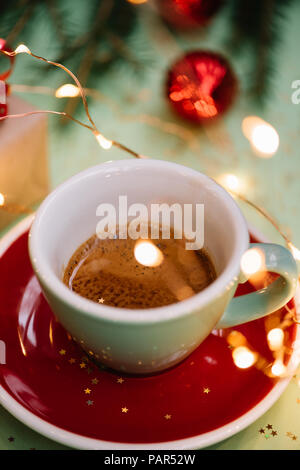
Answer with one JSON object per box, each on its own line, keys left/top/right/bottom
{"left": 232, "top": 346, "right": 257, "bottom": 369}
{"left": 55, "top": 84, "right": 80, "bottom": 98}
{"left": 0, "top": 193, "right": 4, "bottom": 206}
{"left": 267, "top": 328, "right": 284, "bottom": 351}
{"left": 218, "top": 173, "right": 241, "bottom": 192}
{"left": 227, "top": 330, "right": 247, "bottom": 348}
{"left": 134, "top": 240, "right": 163, "bottom": 267}
{"left": 240, "top": 248, "right": 264, "bottom": 276}
{"left": 271, "top": 360, "right": 286, "bottom": 377}
{"left": 242, "top": 116, "right": 279, "bottom": 157}
{"left": 126, "top": 0, "right": 147, "bottom": 3}
{"left": 242, "top": 116, "right": 265, "bottom": 140}
{"left": 288, "top": 242, "right": 300, "bottom": 261}
{"left": 94, "top": 132, "right": 113, "bottom": 150}
{"left": 251, "top": 124, "right": 279, "bottom": 156}
{"left": 15, "top": 44, "right": 31, "bottom": 54}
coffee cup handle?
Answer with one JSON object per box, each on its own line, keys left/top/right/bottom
{"left": 216, "top": 243, "right": 298, "bottom": 329}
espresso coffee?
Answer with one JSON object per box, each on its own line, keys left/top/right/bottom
{"left": 63, "top": 228, "right": 216, "bottom": 309}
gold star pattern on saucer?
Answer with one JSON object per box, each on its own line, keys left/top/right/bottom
{"left": 54, "top": 340, "right": 300, "bottom": 450}
{"left": 258, "top": 425, "right": 279, "bottom": 440}
{"left": 286, "top": 432, "right": 298, "bottom": 441}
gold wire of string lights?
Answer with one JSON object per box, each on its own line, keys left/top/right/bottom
{"left": 0, "top": 44, "right": 146, "bottom": 159}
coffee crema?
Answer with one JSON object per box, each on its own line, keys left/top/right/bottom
{"left": 63, "top": 227, "right": 217, "bottom": 309}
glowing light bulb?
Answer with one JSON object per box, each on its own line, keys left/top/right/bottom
{"left": 251, "top": 123, "right": 279, "bottom": 156}
{"left": 218, "top": 174, "right": 240, "bottom": 192}
{"left": 94, "top": 132, "right": 113, "bottom": 150}
{"left": 232, "top": 346, "right": 257, "bottom": 369}
{"left": 267, "top": 328, "right": 284, "bottom": 351}
{"left": 242, "top": 116, "right": 279, "bottom": 157}
{"left": 240, "top": 248, "right": 264, "bottom": 276}
{"left": 127, "top": 0, "right": 148, "bottom": 3}
{"left": 134, "top": 240, "right": 163, "bottom": 267}
{"left": 271, "top": 360, "right": 286, "bottom": 377}
{"left": 55, "top": 84, "right": 80, "bottom": 98}
{"left": 288, "top": 242, "right": 300, "bottom": 261}
{"left": 0, "top": 193, "right": 4, "bottom": 206}
{"left": 15, "top": 44, "right": 31, "bottom": 54}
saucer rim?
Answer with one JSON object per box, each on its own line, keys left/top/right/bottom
{"left": 0, "top": 215, "right": 298, "bottom": 450}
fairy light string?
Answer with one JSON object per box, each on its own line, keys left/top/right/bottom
{"left": 0, "top": 44, "right": 299, "bottom": 380}
{"left": 0, "top": 44, "right": 145, "bottom": 159}
{"left": 0, "top": 110, "right": 95, "bottom": 131}
{"left": 11, "top": 83, "right": 205, "bottom": 160}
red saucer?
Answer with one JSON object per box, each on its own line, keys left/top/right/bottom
{"left": 0, "top": 229, "right": 297, "bottom": 444}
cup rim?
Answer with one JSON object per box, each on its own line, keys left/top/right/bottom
{"left": 29, "top": 159, "right": 250, "bottom": 324}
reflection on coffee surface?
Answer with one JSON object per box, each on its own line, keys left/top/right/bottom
{"left": 63, "top": 226, "right": 216, "bottom": 309}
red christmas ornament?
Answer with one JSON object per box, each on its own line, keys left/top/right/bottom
{"left": 166, "top": 51, "right": 237, "bottom": 123}
{"left": 0, "top": 38, "right": 15, "bottom": 118}
{"left": 0, "top": 81, "right": 9, "bottom": 118}
{"left": 157, "top": 0, "right": 223, "bottom": 30}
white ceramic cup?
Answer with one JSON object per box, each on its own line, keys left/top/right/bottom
{"left": 29, "top": 159, "right": 298, "bottom": 374}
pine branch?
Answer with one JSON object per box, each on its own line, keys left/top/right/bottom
{"left": 227, "top": 0, "right": 295, "bottom": 104}
{"left": 46, "top": 0, "right": 68, "bottom": 45}
{"left": 0, "top": 0, "right": 139, "bottom": 91}
{"left": 6, "top": 0, "right": 35, "bottom": 44}
{"left": 62, "top": 0, "right": 115, "bottom": 117}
